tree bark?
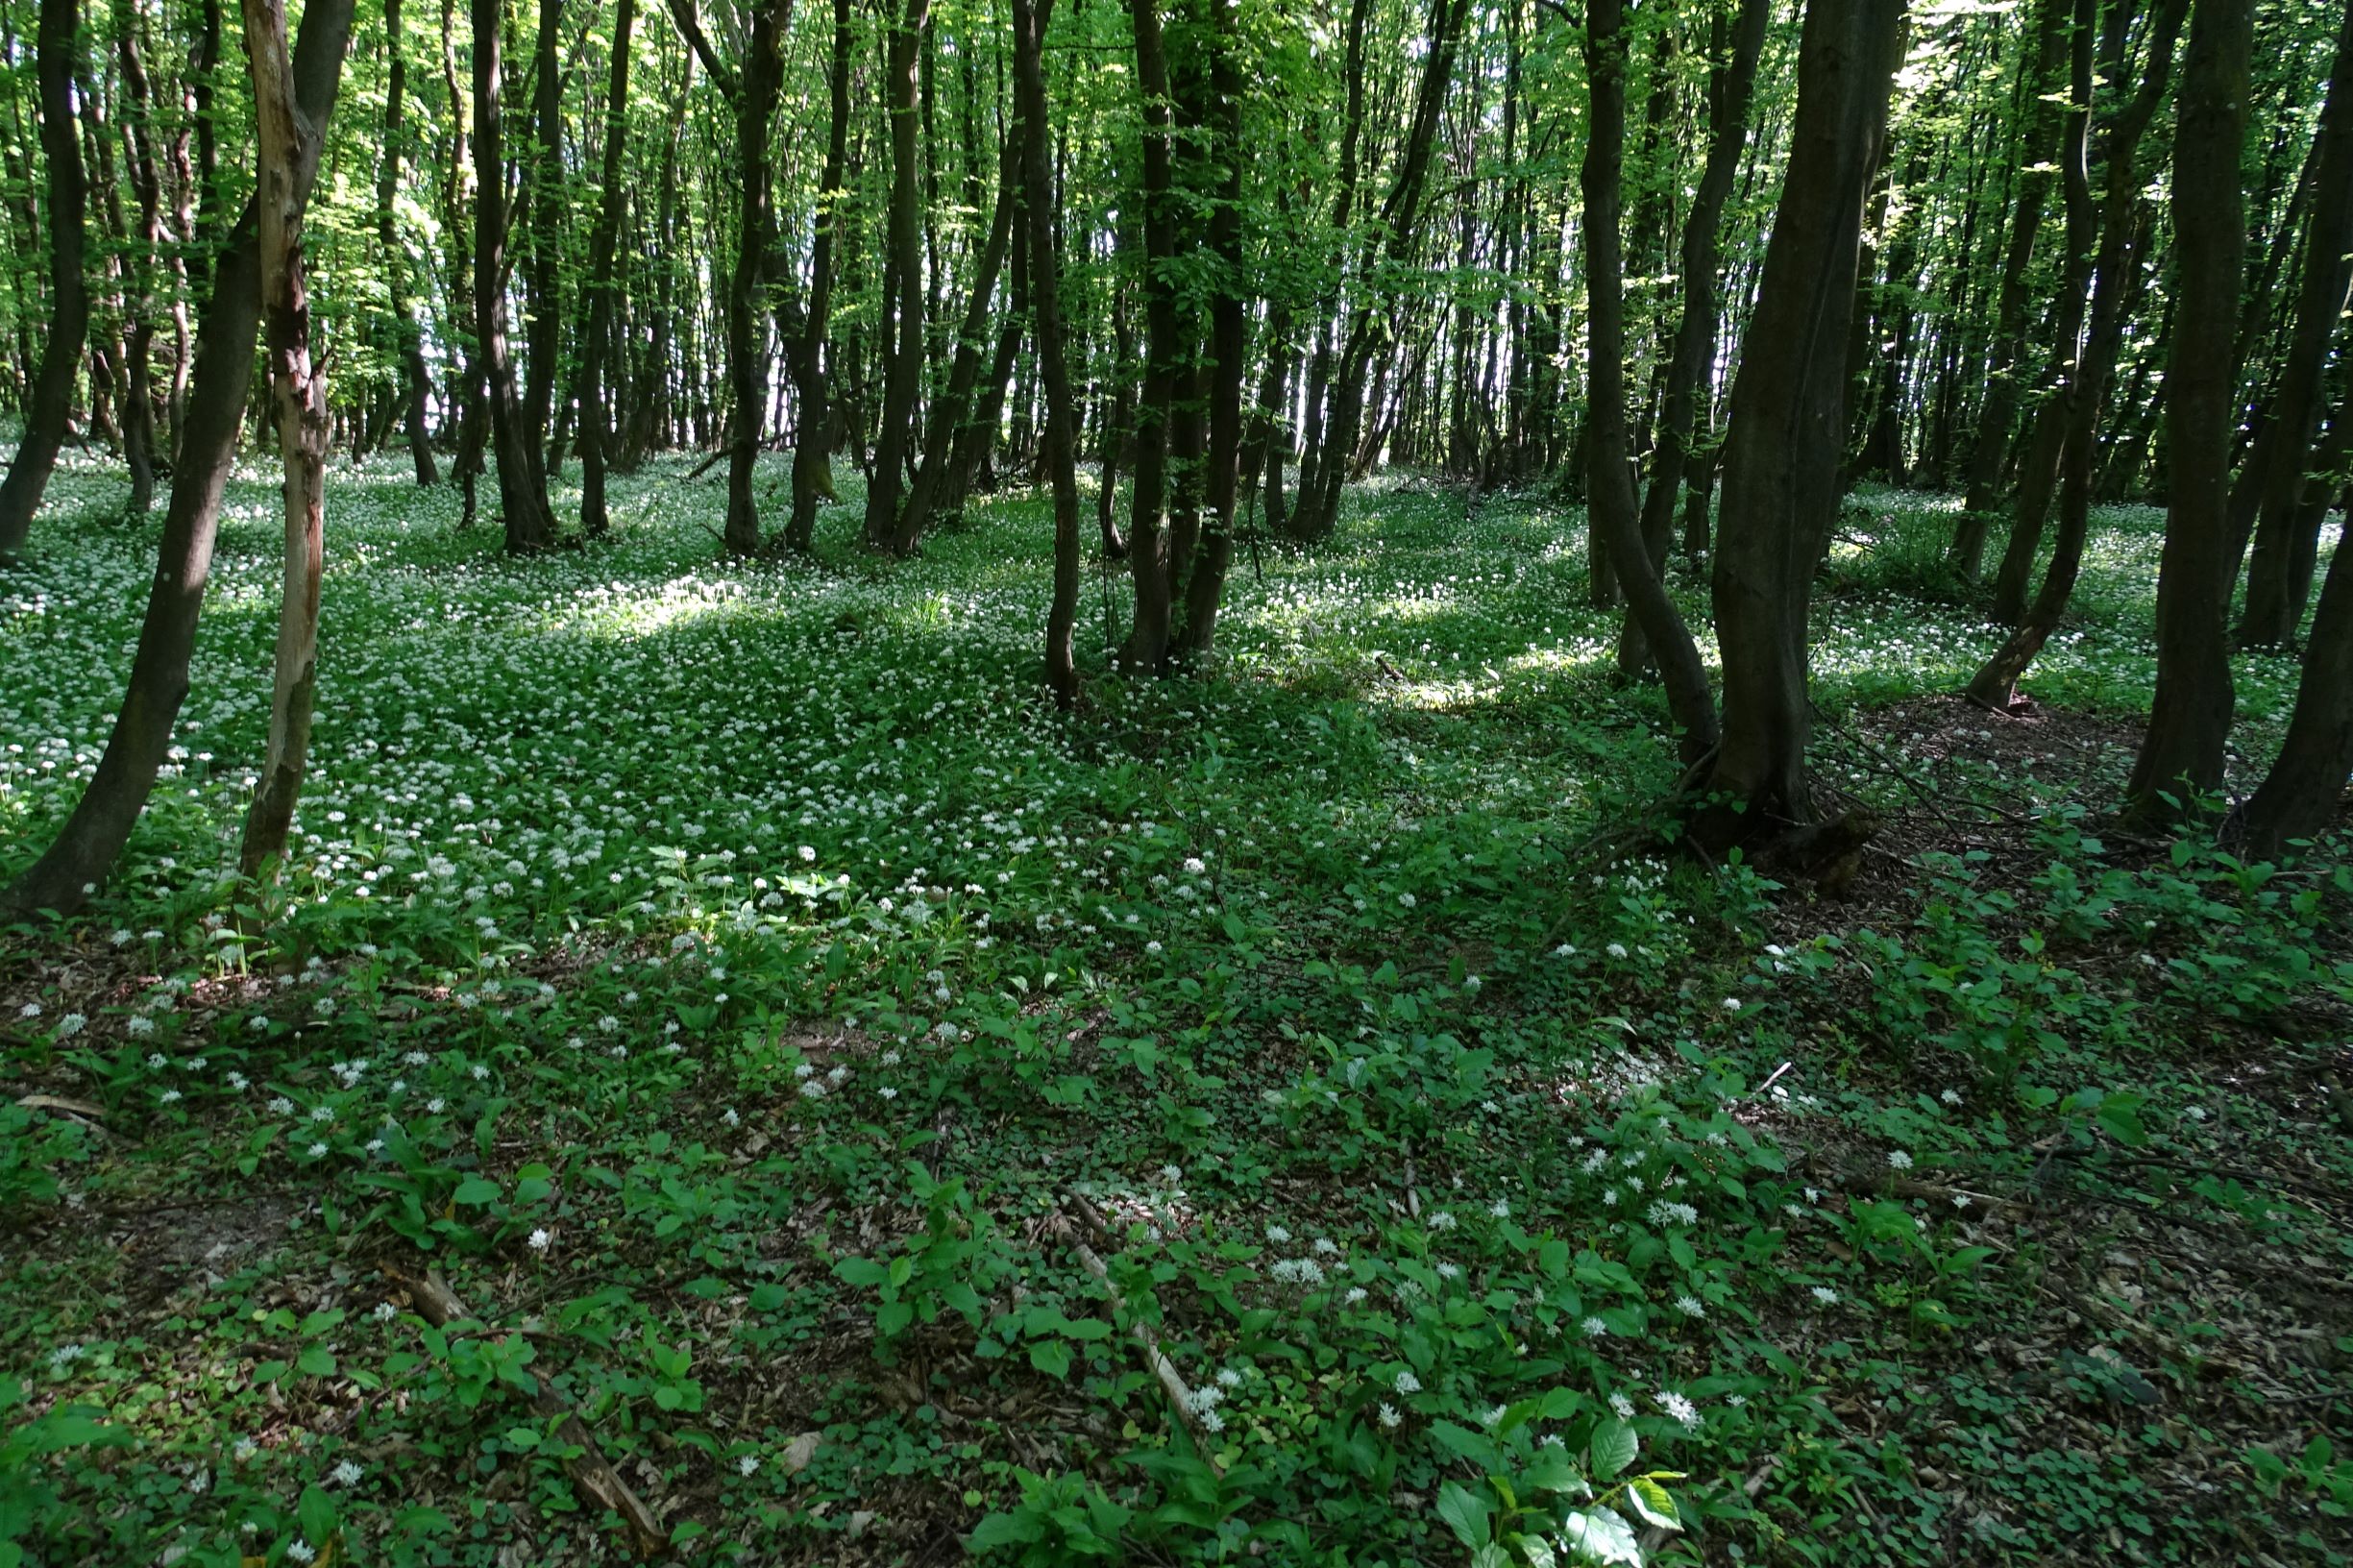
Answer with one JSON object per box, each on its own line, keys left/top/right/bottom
{"left": 785, "top": 0, "right": 852, "bottom": 553}
{"left": 3, "top": 0, "right": 355, "bottom": 918}
{"left": 475, "top": 0, "right": 558, "bottom": 551}
{"left": 2127, "top": 0, "right": 2251, "bottom": 825}
{"left": 378, "top": 0, "right": 440, "bottom": 486}
{"left": 2236, "top": 3, "right": 2353, "bottom": 648}
{"left": 520, "top": 0, "right": 564, "bottom": 470}
{"left": 1117, "top": 0, "right": 1180, "bottom": 670}
{"left": 576, "top": 0, "right": 635, "bottom": 535}
{"left": 114, "top": 0, "right": 167, "bottom": 515}
{"left": 0, "top": 0, "right": 89, "bottom": 565}
{"left": 1012, "top": 0, "right": 1080, "bottom": 705}
{"left": 866, "top": 0, "right": 935, "bottom": 547}
{"left": 1174, "top": 0, "right": 1247, "bottom": 660}
{"left": 1587, "top": 0, "right": 1716, "bottom": 760}
{"left": 238, "top": 0, "right": 333, "bottom": 878}
{"left": 1701, "top": 0, "right": 1905, "bottom": 838}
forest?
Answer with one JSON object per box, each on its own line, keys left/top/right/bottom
{"left": 2, "top": 0, "right": 2352, "bottom": 1559}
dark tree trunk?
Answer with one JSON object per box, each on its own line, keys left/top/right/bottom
{"left": 1118, "top": 0, "right": 1180, "bottom": 671}
{"left": 1701, "top": 0, "right": 1905, "bottom": 838}
{"left": 1175, "top": 0, "right": 1247, "bottom": 660}
{"left": 378, "top": 0, "right": 440, "bottom": 486}
{"left": 3, "top": 0, "right": 355, "bottom": 918}
{"left": 785, "top": 0, "right": 852, "bottom": 553}
{"left": 1587, "top": 0, "right": 1716, "bottom": 759}
{"left": 475, "top": 0, "right": 557, "bottom": 551}
{"left": 0, "top": 0, "right": 90, "bottom": 565}
{"left": 866, "top": 0, "right": 934, "bottom": 547}
{"left": 521, "top": 0, "right": 563, "bottom": 472}
{"left": 114, "top": 0, "right": 166, "bottom": 515}
{"left": 1985, "top": 0, "right": 2097, "bottom": 624}
{"left": 2237, "top": 4, "right": 2353, "bottom": 648}
{"left": 893, "top": 119, "right": 1022, "bottom": 553}
{"left": 1011, "top": 0, "right": 1081, "bottom": 705}
{"left": 1636, "top": 0, "right": 1768, "bottom": 577}
{"left": 576, "top": 0, "right": 634, "bottom": 535}
{"left": 2129, "top": 0, "right": 2251, "bottom": 825}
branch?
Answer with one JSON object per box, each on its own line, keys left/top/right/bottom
{"left": 659, "top": 0, "right": 737, "bottom": 98}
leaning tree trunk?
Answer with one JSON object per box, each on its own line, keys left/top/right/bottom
{"left": 2129, "top": 0, "right": 2252, "bottom": 826}
{"left": 1012, "top": 0, "right": 1080, "bottom": 706}
{"left": 0, "top": 0, "right": 89, "bottom": 565}
{"left": 2, "top": 0, "right": 355, "bottom": 919}
{"left": 1586, "top": 0, "right": 1717, "bottom": 759}
{"left": 865, "top": 0, "right": 934, "bottom": 548}
{"left": 1984, "top": 0, "right": 2096, "bottom": 625}
{"left": 238, "top": 0, "right": 332, "bottom": 878}
{"left": 1638, "top": 0, "right": 1769, "bottom": 577}
{"left": 2236, "top": 2, "right": 2353, "bottom": 649}
{"left": 576, "top": 0, "right": 634, "bottom": 535}
{"left": 474, "top": 0, "right": 557, "bottom": 551}
{"left": 1700, "top": 0, "right": 1905, "bottom": 842}
{"left": 1967, "top": 0, "right": 2186, "bottom": 710}
{"left": 892, "top": 122, "right": 1022, "bottom": 554}
{"left": 378, "top": 0, "right": 439, "bottom": 486}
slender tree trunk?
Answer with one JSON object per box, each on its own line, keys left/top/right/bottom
{"left": 114, "top": 0, "right": 166, "bottom": 515}
{"left": 1011, "top": 0, "right": 1081, "bottom": 705}
{"left": 1175, "top": 0, "right": 1247, "bottom": 659}
{"left": 0, "top": 0, "right": 89, "bottom": 565}
{"left": 3, "top": 0, "right": 355, "bottom": 918}
{"left": 1701, "top": 0, "right": 1905, "bottom": 839}
{"left": 2124, "top": 0, "right": 2249, "bottom": 824}
{"left": 1118, "top": 0, "right": 1179, "bottom": 671}
{"left": 378, "top": 0, "right": 439, "bottom": 486}
{"left": 866, "top": 0, "right": 934, "bottom": 547}
{"left": 238, "top": 0, "right": 332, "bottom": 878}
{"left": 1588, "top": 0, "right": 1717, "bottom": 757}
{"left": 1636, "top": 0, "right": 1768, "bottom": 585}
{"left": 2237, "top": 4, "right": 2353, "bottom": 648}
{"left": 576, "top": 0, "right": 635, "bottom": 535}
{"left": 893, "top": 121, "right": 1022, "bottom": 553}
{"left": 475, "top": 0, "right": 557, "bottom": 551}
{"left": 785, "top": 0, "right": 852, "bottom": 552}
{"left": 521, "top": 0, "right": 563, "bottom": 472}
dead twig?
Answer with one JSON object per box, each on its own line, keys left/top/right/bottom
{"left": 386, "top": 1266, "right": 668, "bottom": 1558}
{"left": 1051, "top": 1195, "right": 1219, "bottom": 1460}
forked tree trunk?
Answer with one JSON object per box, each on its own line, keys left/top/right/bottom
{"left": 576, "top": 0, "right": 635, "bottom": 535}
{"left": 238, "top": 0, "right": 332, "bottom": 878}
{"left": 2, "top": 0, "right": 355, "bottom": 919}
{"left": 1586, "top": 0, "right": 1716, "bottom": 760}
{"left": 0, "top": 0, "right": 89, "bottom": 564}
{"left": 2237, "top": 4, "right": 2353, "bottom": 649}
{"left": 893, "top": 122, "right": 1022, "bottom": 554}
{"left": 1012, "top": 0, "right": 1080, "bottom": 706}
{"left": 474, "top": 0, "right": 557, "bottom": 551}
{"left": 2130, "top": 0, "right": 2251, "bottom": 826}
{"left": 1701, "top": 0, "right": 1905, "bottom": 840}
{"left": 866, "top": 0, "right": 934, "bottom": 548}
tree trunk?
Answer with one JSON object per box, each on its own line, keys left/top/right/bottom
{"left": 2237, "top": 3, "right": 2353, "bottom": 648}
{"left": 1011, "top": 0, "right": 1081, "bottom": 706}
{"left": 866, "top": 0, "right": 934, "bottom": 547}
{"left": 238, "top": 0, "right": 332, "bottom": 878}
{"left": 2129, "top": 0, "right": 2252, "bottom": 825}
{"left": 0, "top": 0, "right": 89, "bottom": 565}
{"left": 576, "top": 0, "right": 634, "bottom": 535}
{"left": 1588, "top": 0, "right": 1717, "bottom": 759}
{"left": 114, "top": 0, "right": 166, "bottom": 515}
{"left": 1175, "top": 0, "right": 1247, "bottom": 659}
{"left": 1701, "top": 0, "right": 1905, "bottom": 839}
{"left": 2, "top": 0, "right": 355, "bottom": 919}
{"left": 785, "top": 0, "right": 852, "bottom": 553}
{"left": 475, "top": 0, "right": 557, "bottom": 551}
{"left": 521, "top": 0, "right": 563, "bottom": 471}
{"left": 1634, "top": 0, "right": 1768, "bottom": 584}
{"left": 1117, "top": 0, "right": 1180, "bottom": 671}
{"left": 378, "top": 0, "right": 440, "bottom": 486}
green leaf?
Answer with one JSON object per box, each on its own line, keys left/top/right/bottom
{"left": 1559, "top": 1506, "right": 1642, "bottom": 1565}
{"left": 296, "top": 1483, "right": 338, "bottom": 1545}
{"left": 1588, "top": 1418, "right": 1638, "bottom": 1482}
{"left": 1028, "top": 1339, "right": 1072, "bottom": 1379}
{"left": 296, "top": 1345, "right": 337, "bottom": 1379}
{"left": 1626, "top": 1477, "right": 1679, "bottom": 1530}
{"left": 453, "top": 1176, "right": 501, "bottom": 1206}
{"left": 1434, "top": 1481, "right": 1494, "bottom": 1551}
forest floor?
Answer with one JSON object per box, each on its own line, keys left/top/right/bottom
{"left": 2, "top": 451, "right": 2349, "bottom": 1568}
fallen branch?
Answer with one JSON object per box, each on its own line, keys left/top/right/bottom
{"left": 1050, "top": 1195, "right": 1218, "bottom": 1458}
{"left": 386, "top": 1266, "right": 668, "bottom": 1558}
